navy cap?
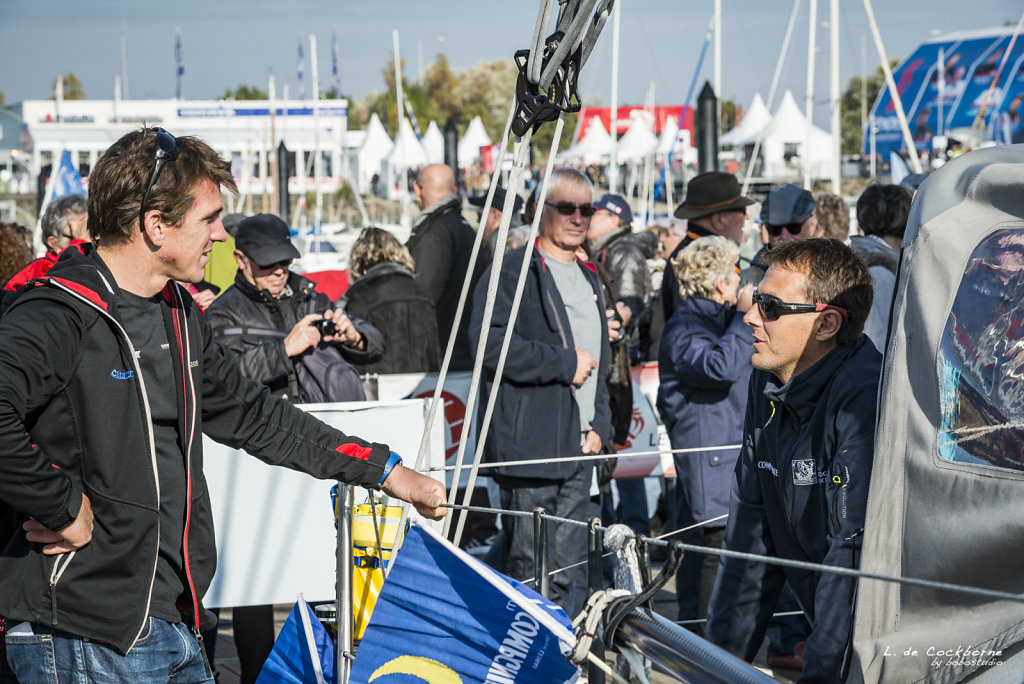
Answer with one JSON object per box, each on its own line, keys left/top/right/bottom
{"left": 234, "top": 214, "right": 301, "bottom": 266}
{"left": 468, "top": 188, "right": 524, "bottom": 215}
{"left": 760, "top": 184, "right": 815, "bottom": 226}
{"left": 593, "top": 194, "right": 633, "bottom": 225}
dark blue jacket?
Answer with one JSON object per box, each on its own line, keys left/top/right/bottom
{"left": 469, "top": 244, "right": 612, "bottom": 481}
{"left": 657, "top": 297, "right": 753, "bottom": 525}
{"left": 706, "top": 335, "right": 882, "bottom": 683}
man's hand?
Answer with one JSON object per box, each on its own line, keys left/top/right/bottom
{"left": 736, "top": 283, "right": 755, "bottom": 313}
{"left": 573, "top": 348, "right": 597, "bottom": 387}
{"left": 284, "top": 313, "right": 323, "bottom": 357}
{"left": 190, "top": 289, "right": 217, "bottom": 311}
{"left": 615, "top": 301, "right": 632, "bottom": 327}
{"left": 606, "top": 309, "right": 623, "bottom": 343}
{"left": 24, "top": 493, "right": 94, "bottom": 555}
{"left": 381, "top": 465, "right": 447, "bottom": 520}
{"left": 582, "top": 430, "right": 603, "bottom": 455}
{"left": 322, "top": 309, "right": 364, "bottom": 349}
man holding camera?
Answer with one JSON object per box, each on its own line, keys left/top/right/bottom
{"left": 206, "top": 213, "right": 384, "bottom": 402}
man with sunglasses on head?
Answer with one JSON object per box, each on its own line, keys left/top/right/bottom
{"left": 470, "top": 167, "right": 612, "bottom": 619}
{"left": 205, "top": 213, "right": 383, "bottom": 403}
{"left": 0, "top": 128, "right": 446, "bottom": 683}
{"left": 706, "top": 238, "right": 879, "bottom": 683}
{"left": 740, "top": 184, "right": 824, "bottom": 290}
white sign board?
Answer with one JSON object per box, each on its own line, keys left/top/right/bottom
{"left": 202, "top": 399, "right": 444, "bottom": 608}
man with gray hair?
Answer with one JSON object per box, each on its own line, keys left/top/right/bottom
{"left": 40, "top": 194, "right": 89, "bottom": 257}
{"left": 470, "top": 167, "right": 612, "bottom": 617}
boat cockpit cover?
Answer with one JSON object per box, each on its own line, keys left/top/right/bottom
{"left": 851, "top": 144, "right": 1024, "bottom": 683}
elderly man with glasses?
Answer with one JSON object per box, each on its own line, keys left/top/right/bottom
{"left": 740, "top": 184, "right": 825, "bottom": 289}
{"left": 469, "top": 167, "right": 612, "bottom": 619}
{"left": 205, "top": 213, "right": 383, "bottom": 404}
{"left": 0, "top": 128, "right": 446, "bottom": 683}
{"left": 706, "top": 238, "right": 880, "bottom": 682}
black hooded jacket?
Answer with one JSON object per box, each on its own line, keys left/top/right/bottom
{"left": 0, "top": 247, "right": 391, "bottom": 653}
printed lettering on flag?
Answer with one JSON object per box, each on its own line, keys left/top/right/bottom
{"left": 349, "top": 524, "right": 579, "bottom": 684}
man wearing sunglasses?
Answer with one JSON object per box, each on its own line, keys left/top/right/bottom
{"left": 740, "top": 184, "right": 824, "bottom": 290}
{"left": 706, "top": 238, "right": 880, "bottom": 682}
{"left": 0, "top": 128, "right": 446, "bottom": 683}
{"left": 470, "top": 167, "right": 612, "bottom": 619}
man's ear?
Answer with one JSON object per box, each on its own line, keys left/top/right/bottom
{"left": 233, "top": 250, "right": 248, "bottom": 270}
{"left": 141, "top": 211, "right": 167, "bottom": 247}
{"left": 45, "top": 235, "right": 61, "bottom": 253}
{"left": 815, "top": 309, "right": 845, "bottom": 343}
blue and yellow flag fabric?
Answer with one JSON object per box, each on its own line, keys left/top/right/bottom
{"left": 350, "top": 524, "right": 579, "bottom": 684}
{"left": 256, "top": 595, "right": 335, "bottom": 684}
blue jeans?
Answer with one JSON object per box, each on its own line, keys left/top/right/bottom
{"left": 6, "top": 618, "right": 213, "bottom": 683}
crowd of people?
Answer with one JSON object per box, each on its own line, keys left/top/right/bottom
{"left": 0, "top": 124, "right": 925, "bottom": 683}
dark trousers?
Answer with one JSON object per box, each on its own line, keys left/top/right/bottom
{"left": 490, "top": 465, "right": 594, "bottom": 619}
{"left": 675, "top": 525, "right": 726, "bottom": 636}
{"left": 766, "top": 583, "right": 812, "bottom": 656}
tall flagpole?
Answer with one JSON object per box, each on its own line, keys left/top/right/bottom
{"left": 830, "top": 0, "right": 841, "bottom": 194}
{"left": 608, "top": 1, "right": 620, "bottom": 193}
{"left": 804, "top": 0, "right": 817, "bottom": 190}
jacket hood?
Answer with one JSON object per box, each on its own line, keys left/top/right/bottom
{"left": 591, "top": 227, "right": 659, "bottom": 260}
{"left": 412, "top": 194, "right": 462, "bottom": 230}
{"left": 350, "top": 261, "right": 415, "bottom": 288}
{"left": 849, "top": 234, "right": 899, "bottom": 274}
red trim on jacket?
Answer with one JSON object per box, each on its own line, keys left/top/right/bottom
{"left": 337, "top": 443, "right": 372, "bottom": 461}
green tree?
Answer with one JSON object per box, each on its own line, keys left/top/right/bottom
{"left": 220, "top": 84, "right": 268, "bottom": 100}
{"left": 721, "top": 98, "right": 741, "bottom": 133}
{"left": 424, "top": 54, "right": 458, "bottom": 123}
{"left": 50, "top": 73, "right": 85, "bottom": 100}
{"left": 840, "top": 60, "right": 899, "bottom": 155}
{"left": 0, "top": 90, "right": 5, "bottom": 107}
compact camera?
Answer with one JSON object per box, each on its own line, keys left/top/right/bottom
{"left": 312, "top": 317, "right": 338, "bottom": 336}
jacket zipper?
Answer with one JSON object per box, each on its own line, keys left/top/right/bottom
{"left": 47, "top": 551, "right": 77, "bottom": 626}
{"left": 49, "top": 280, "right": 163, "bottom": 653}
{"left": 170, "top": 291, "right": 212, "bottom": 678}
{"left": 765, "top": 402, "right": 815, "bottom": 562}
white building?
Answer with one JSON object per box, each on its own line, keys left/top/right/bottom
{"left": 9, "top": 98, "right": 353, "bottom": 197}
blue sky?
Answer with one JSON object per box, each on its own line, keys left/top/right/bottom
{"left": 1, "top": 0, "right": 1020, "bottom": 127}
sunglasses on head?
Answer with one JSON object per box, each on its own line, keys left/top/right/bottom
{"left": 139, "top": 128, "right": 180, "bottom": 231}
{"left": 545, "top": 201, "right": 596, "bottom": 218}
{"left": 765, "top": 221, "right": 806, "bottom": 238}
{"left": 753, "top": 290, "right": 849, "bottom": 323}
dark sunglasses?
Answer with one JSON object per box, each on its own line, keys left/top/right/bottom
{"left": 545, "top": 201, "right": 596, "bottom": 218}
{"left": 765, "top": 221, "right": 806, "bottom": 238}
{"left": 753, "top": 290, "right": 849, "bottom": 323}
{"left": 139, "top": 128, "right": 180, "bottom": 231}
{"left": 252, "top": 258, "right": 293, "bottom": 271}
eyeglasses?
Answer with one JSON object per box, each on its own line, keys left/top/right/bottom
{"left": 139, "top": 128, "right": 180, "bottom": 231}
{"left": 753, "top": 290, "right": 849, "bottom": 323}
{"left": 251, "top": 257, "right": 293, "bottom": 271}
{"left": 545, "top": 201, "right": 596, "bottom": 218}
{"left": 765, "top": 221, "right": 807, "bottom": 238}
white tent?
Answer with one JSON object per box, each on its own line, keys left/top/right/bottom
{"left": 719, "top": 93, "right": 772, "bottom": 147}
{"left": 616, "top": 111, "right": 658, "bottom": 163}
{"left": 381, "top": 117, "right": 428, "bottom": 199}
{"left": 352, "top": 113, "right": 393, "bottom": 194}
{"left": 756, "top": 90, "right": 834, "bottom": 180}
{"left": 457, "top": 116, "right": 491, "bottom": 165}
{"left": 422, "top": 120, "right": 445, "bottom": 164}
{"left": 559, "top": 117, "right": 612, "bottom": 165}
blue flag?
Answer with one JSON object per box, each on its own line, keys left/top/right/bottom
{"left": 297, "top": 40, "right": 305, "bottom": 98}
{"left": 256, "top": 596, "right": 336, "bottom": 684}
{"left": 51, "top": 150, "right": 84, "bottom": 198}
{"left": 889, "top": 151, "right": 910, "bottom": 186}
{"left": 175, "top": 33, "right": 184, "bottom": 77}
{"left": 350, "top": 524, "right": 579, "bottom": 684}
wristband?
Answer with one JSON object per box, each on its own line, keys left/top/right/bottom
{"left": 378, "top": 450, "right": 402, "bottom": 487}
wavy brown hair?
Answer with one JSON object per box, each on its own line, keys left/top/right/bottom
{"left": 87, "top": 127, "right": 238, "bottom": 246}
{"left": 348, "top": 227, "right": 416, "bottom": 280}
{"left": 0, "top": 222, "right": 33, "bottom": 284}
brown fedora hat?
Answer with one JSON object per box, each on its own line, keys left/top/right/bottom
{"left": 674, "top": 171, "right": 755, "bottom": 220}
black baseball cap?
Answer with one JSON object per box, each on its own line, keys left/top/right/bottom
{"left": 468, "top": 188, "right": 524, "bottom": 215}
{"left": 234, "top": 214, "right": 300, "bottom": 265}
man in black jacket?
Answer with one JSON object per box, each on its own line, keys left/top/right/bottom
{"left": 407, "top": 163, "right": 486, "bottom": 371}
{"left": 0, "top": 128, "right": 445, "bottom": 683}
{"left": 470, "top": 168, "right": 612, "bottom": 618}
{"left": 206, "top": 213, "right": 384, "bottom": 403}
{"left": 706, "top": 239, "right": 879, "bottom": 682}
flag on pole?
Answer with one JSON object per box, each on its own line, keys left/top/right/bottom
{"left": 350, "top": 524, "right": 580, "bottom": 684}
{"left": 331, "top": 32, "right": 339, "bottom": 94}
{"left": 297, "top": 39, "right": 305, "bottom": 99}
{"left": 175, "top": 31, "right": 184, "bottom": 99}
{"left": 255, "top": 595, "right": 335, "bottom": 684}
{"left": 889, "top": 150, "right": 910, "bottom": 186}
{"left": 50, "top": 150, "right": 85, "bottom": 200}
